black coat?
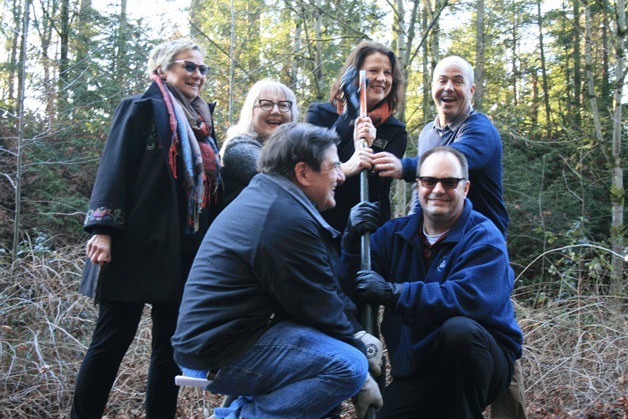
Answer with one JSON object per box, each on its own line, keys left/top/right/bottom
{"left": 305, "top": 102, "right": 408, "bottom": 234}
{"left": 172, "top": 174, "right": 365, "bottom": 370}
{"left": 80, "top": 82, "right": 219, "bottom": 304}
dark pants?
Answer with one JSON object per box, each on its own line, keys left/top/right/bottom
{"left": 378, "top": 316, "right": 514, "bottom": 419}
{"left": 71, "top": 299, "right": 181, "bottom": 419}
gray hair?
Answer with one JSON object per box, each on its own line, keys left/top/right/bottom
{"left": 257, "top": 122, "right": 338, "bottom": 180}
{"left": 146, "top": 39, "right": 204, "bottom": 78}
{"left": 417, "top": 146, "right": 469, "bottom": 179}
{"left": 223, "top": 79, "right": 298, "bottom": 150}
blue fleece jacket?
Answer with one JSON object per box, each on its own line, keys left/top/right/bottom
{"left": 341, "top": 199, "right": 523, "bottom": 378}
{"left": 402, "top": 111, "right": 509, "bottom": 237}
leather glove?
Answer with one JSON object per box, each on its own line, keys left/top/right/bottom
{"left": 341, "top": 201, "right": 381, "bottom": 253}
{"left": 353, "top": 374, "right": 383, "bottom": 419}
{"left": 340, "top": 65, "right": 360, "bottom": 122}
{"left": 354, "top": 331, "right": 383, "bottom": 377}
{"left": 355, "top": 270, "right": 402, "bottom": 308}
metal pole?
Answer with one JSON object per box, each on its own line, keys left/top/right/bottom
{"left": 357, "top": 69, "right": 381, "bottom": 419}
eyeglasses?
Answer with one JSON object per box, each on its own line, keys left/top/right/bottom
{"left": 256, "top": 99, "right": 292, "bottom": 113}
{"left": 173, "top": 60, "right": 209, "bottom": 76}
{"left": 417, "top": 176, "right": 466, "bottom": 189}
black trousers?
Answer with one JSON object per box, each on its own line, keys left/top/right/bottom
{"left": 378, "top": 316, "right": 515, "bottom": 419}
{"left": 71, "top": 299, "right": 181, "bottom": 419}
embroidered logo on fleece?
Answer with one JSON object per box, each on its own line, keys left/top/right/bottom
{"left": 437, "top": 258, "right": 447, "bottom": 272}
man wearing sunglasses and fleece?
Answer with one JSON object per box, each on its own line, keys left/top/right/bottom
{"left": 340, "top": 146, "right": 523, "bottom": 418}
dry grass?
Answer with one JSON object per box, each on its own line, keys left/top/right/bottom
{"left": 1, "top": 246, "right": 626, "bottom": 418}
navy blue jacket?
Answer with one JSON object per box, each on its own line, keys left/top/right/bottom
{"left": 403, "top": 111, "right": 509, "bottom": 236}
{"left": 173, "top": 174, "right": 365, "bottom": 371}
{"left": 341, "top": 199, "right": 523, "bottom": 378}
{"left": 305, "top": 102, "right": 407, "bottom": 234}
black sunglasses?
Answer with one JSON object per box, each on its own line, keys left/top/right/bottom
{"left": 418, "top": 176, "right": 466, "bottom": 189}
{"left": 173, "top": 60, "right": 209, "bottom": 76}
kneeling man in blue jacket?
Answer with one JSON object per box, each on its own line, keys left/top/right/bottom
{"left": 341, "top": 146, "right": 523, "bottom": 418}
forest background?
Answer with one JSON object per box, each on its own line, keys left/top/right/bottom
{"left": 1, "top": 0, "right": 626, "bottom": 417}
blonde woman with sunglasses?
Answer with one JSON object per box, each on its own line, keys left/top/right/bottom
{"left": 72, "top": 38, "right": 222, "bottom": 419}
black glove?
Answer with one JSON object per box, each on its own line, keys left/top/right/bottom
{"left": 355, "top": 270, "right": 402, "bottom": 307}
{"left": 340, "top": 65, "right": 360, "bottom": 122}
{"left": 341, "top": 201, "right": 381, "bottom": 253}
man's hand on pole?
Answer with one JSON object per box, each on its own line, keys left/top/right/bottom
{"left": 353, "top": 374, "right": 383, "bottom": 419}
{"left": 342, "top": 202, "right": 381, "bottom": 253}
{"left": 354, "top": 330, "right": 384, "bottom": 377}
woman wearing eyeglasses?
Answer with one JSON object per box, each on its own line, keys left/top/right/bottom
{"left": 72, "top": 39, "right": 221, "bottom": 419}
{"left": 305, "top": 41, "right": 407, "bottom": 241}
{"left": 220, "top": 79, "right": 298, "bottom": 206}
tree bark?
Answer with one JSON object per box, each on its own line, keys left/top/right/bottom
{"left": 609, "top": 0, "right": 625, "bottom": 294}
{"left": 474, "top": 0, "right": 485, "bottom": 111}
{"left": 536, "top": 0, "right": 552, "bottom": 138}
{"left": 12, "top": 0, "right": 32, "bottom": 262}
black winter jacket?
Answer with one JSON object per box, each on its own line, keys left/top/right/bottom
{"left": 80, "top": 82, "right": 220, "bottom": 303}
{"left": 172, "top": 174, "right": 365, "bottom": 371}
{"left": 305, "top": 102, "right": 407, "bottom": 234}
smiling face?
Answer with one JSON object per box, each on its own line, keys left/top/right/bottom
{"left": 302, "top": 145, "right": 345, "bottom": 212}
{"left": 431, "top": 57, "right": 476, "bottom": 127}
{"left": 361, "top": 52, "right": 393, "bottom": 110}
{"left": 163, "top": 49, "right": 206, "bottom": 100}
{"left": 418, "top": 151, "right": 470, "bottom": 234}
{"left": 252, "top": 88, "right": 293, "bottom": 141}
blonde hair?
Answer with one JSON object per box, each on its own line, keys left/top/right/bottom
{"left": 221, "top": 80, "right": 298, "bottom": 157}
{"left": 146, "top": 39, "right": 204, "bottom": 78}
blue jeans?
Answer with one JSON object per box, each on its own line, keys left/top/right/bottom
{"left": 202, "top": 321, "right": 367, "bottom": 418}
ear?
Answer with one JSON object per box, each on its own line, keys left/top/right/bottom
{"left": 156, "top": 66, "right": 166, "bottom": 79}
{"left": 293, "top": 162, "right": 311, "bottom": 187}
{"left": 470, "top": 82, "right": 476, "bottom": 95}
{"left": 462, "top": 179, "right": 470, "bottom": 198}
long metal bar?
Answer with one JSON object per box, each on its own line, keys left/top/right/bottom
{"left": 357, "top": 69, "right": 380, "bottom": 419}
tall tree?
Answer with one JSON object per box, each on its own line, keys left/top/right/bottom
{"left": 535, "top": 0, "right": 552, "bottom": 137}
{"left": 474, "top": 0, "right": 485, "bottom": 111}
{"left": 608, "top": 0, "right": 625, "bottom": 294}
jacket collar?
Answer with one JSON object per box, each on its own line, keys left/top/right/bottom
{"left": 261, "top": 173, "right": 340, "bottom": 238}
{"left": 397, "top": 198, "right": 474, "bottom": 246}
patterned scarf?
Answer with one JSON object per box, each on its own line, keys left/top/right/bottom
{"left": 334, "top": 98, "right": 394, "bottom": 127}
{"left": 151, "top": 74, "right": 221, "bottom": 234}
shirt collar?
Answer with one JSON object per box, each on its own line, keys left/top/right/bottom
{"left": 262, "top": 174, "right": 340, "bottom": 238}
{"left": 432, "top": 106, "right": 475, "bottom": 135}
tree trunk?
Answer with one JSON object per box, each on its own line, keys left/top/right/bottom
{"left": 12, "top": 0, "right": 32, "bottom": 262}
{"left": 229, "top": 0, "right": 235, "bottom": 124}
{"left": 474, "top": 0, "right": 485, "bottom": 111}
{"left": 58, "top": 0, "right": 69, "bottom": 109}
{"left": 572, "top": 0, "right": 582, "bottom": 127}
{"left": 536, "top": 0, "right": 552, "bottom": 138}
{"left": 510, "top": 12, "right": 518, "bottom": 106}
{"left": 7, "top": 0, "right": 22, "bottom": 106}
{"left": 609, "top": 0, "right": 625, "bottom": 294}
